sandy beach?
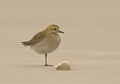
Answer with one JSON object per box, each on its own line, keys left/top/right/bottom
{"left": 0, "top": 0, "right": 120, "bottom": 84}
{"left": 0, "top": 49, "right": 120, "bottom": 84}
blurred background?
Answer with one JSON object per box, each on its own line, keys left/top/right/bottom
{"left": 0, "top": 0, "right": 120, "bottom": 65}
{"left": 0, "top": 0, "right": 120, "bottom": 52}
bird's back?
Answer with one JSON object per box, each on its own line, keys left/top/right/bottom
{"left": 21, "top": 31, "right": 46, "bottom": 46}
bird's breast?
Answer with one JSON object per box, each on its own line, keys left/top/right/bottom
{"left": 31, "top": 33, "right": 61, "bottom": 54}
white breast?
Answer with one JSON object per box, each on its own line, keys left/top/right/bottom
{"left": 31, "top": 33, "right": 61, "bottom": 54}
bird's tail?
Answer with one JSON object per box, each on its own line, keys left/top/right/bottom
{"left": 21, "top": 41, "right": 30, "bottom": 46}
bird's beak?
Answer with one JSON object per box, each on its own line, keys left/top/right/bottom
{"left": 58, "top": 30, "right": 64, "bottom": 33}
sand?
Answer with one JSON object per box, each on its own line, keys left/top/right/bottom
{"left": 0, "top": 49, "right": 120, "bottom": 84}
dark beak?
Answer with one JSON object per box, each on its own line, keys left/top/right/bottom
{"left": 58, "top": 31, "right": 64, "bottom": 33}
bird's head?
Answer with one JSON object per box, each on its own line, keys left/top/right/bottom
{"left": 45, "top": 24, "right": 64, "bottom": 34}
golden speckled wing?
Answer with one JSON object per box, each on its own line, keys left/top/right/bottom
{"left": 28, "top": 31, "right": 46, "bottom": 45}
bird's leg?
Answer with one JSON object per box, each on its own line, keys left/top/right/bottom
{"left": 45, "top": 53, "right": 48, "bottom": 66}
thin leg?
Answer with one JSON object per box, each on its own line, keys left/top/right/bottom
{"left": 45, "top": 53, "right": 48, "bottom": 66}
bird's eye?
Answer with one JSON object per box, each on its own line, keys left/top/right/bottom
{"left": 53, "top": 28, "right": 57, "bottom": 30}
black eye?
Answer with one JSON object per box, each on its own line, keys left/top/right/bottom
{"left": 53, "top": 28, "right": 57, "bottom": 30}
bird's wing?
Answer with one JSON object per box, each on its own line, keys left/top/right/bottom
{"left": 28, "top": 31, "right": 46, "bottom": 45}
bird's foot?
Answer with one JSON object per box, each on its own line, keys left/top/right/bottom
{"left": 44, "top": 64, "right": 53, "bottom": 66}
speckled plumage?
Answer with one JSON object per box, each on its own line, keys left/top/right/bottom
{"left": 21, "top": 24, "right": 64, "bottom": 66}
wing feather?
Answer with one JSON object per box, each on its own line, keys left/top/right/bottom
{"left": 28, "top": 31, "right": 46, "bottom": 45}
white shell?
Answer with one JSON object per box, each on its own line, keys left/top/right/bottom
{"left": 55, "top": 60, "right": 71, "bottom": 70}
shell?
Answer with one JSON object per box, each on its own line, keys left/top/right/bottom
{"left": 55, "top": 60, "right": 71, "bottom": 70}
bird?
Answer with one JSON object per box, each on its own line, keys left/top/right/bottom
{"left": 21, "top": 24, "right": 64, "bottom": 66}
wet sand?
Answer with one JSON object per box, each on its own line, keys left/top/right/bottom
{"left": 0, "top": 49, "right": 120, "bottom": 84}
